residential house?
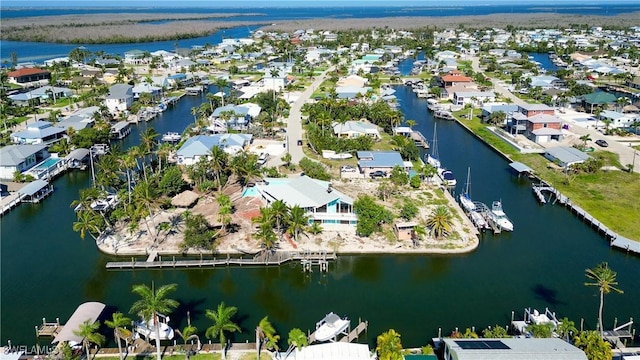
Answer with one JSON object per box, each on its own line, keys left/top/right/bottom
{"left": 527, "top": 75, "right": 565, "bottom": 90}
{"left": 626, "top": 76, "right": 640, "bottom": 90}
{"left": 599, "top": 110, "right": 638, "bottom": 129}
{"left": 8, "top": 86, "right": 73, "bottom": 106}
{"left": 442, "top": 338, "right": 587, "bottom": 360}
{"left": 438, "top": 70, "right": 473, "bottom": 87}
{"left": 56, "top": 106, "right": 99, "bottom": 131}
{"left": 132, "top": 83, "right": 162, "bottom": 100}
{"left": 210, "top": 104, "right": 261, "bottom": 131}
{"left": 105, "top": 84, "right": 133, "bottom": 113}
{"left": 123, "top": 50, "right": 147, "bottom": 65}
{"left": 581, "top": 92, "right": 617, "bottom": 113}
{"left": 11, "top": 121, "right": 66, "bottom": 145}
{"left": 335, "top": 86, "right": 371, "bottom": 100}
{"left": 263, "top": 66, "right": 290, "bottom": 91}
{"left": 356, "top": 151, "right": 410, "bottom": 177}
{"left": 336, "top": 74, "right": 368, "bottom": 88}
{"left": 482, "top": 104, "right": 519, "bottom": 123}
{"left": 176, "top": 134, "right": 252, "bottom": 166}
{"left": 254, "top": 176, "right": 357, "bottom": 226}
{"left": 333, "top": 121, "right": 381, "bottom": 139}
{"left": 453, "top": 91, "right": 495, "bottom": 106}
{"left": 545, "top": 146, "right": 591, "bottom": 168}
{"left": 0, "top": 144, "right": 50, "bottom": 180}
{"left": 518, "top": 103, "right": 555, "bottom": 117}
{"left": 6, "top": 68, "right": 51, "bottom": 86}
{"left": 524, "top": 114, "right": 563, "bottom": 143}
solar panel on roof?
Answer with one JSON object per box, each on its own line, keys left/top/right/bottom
{"left": 455, "top": 340, "right": 510, "bottom": 350}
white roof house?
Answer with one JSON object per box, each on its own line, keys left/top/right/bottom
{"left": 253, "top": 176, "right": 357, "bottom": 226}
{"left": 105, "top": 84, "right": 133, "bottom": 113}
{"left": 0, "top": 144, "right": 49, "bottom": 180}
{"left": 11, "top": 121, "right": 66, "bottom": 145}
{"left": 545, "top": 146, "right": 592, "bottom": 168}
{"left": 442, "top": 338, "right": 587, "bottom": 360}
{"left": 333, "top": 121, "right": 381, "bottom": 139}
{"left": 287, "top": 342, "right": 373, "bottom": 360}
{"left": 176, "top": 134, "right": 253, "bottom": 166}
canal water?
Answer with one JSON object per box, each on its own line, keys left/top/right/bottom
{"left": 2, "top": 57, "right": 639, "bottom": 351}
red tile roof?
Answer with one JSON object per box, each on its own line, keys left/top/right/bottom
{"left": 7, "top": 68, "right": 50, "bottom": 77}
{"left": 441, "top": 75, "right": 472, "bottom": 83}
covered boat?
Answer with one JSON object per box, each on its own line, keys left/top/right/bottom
{"left": 313, "top": 312, "right": 350, "bottom": 342}
{"left": 134, "top": 313, "right": 175, "bottom": 341}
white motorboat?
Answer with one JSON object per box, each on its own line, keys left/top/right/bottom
{"left": 489, "top": 200, "right": 514, "bottom": 231}
{"left": 438, "top": 169, "right": 457, "bottom": 187}
{"left": 161, "top": 132, "right": 181, "bottom": 142}
{"left": 313, "top": 312, "right": 350, "bottom": 342}
{"left": 459, "top": 167, "right": 475, "bottom": 212}
{"left": 470, "top": 211, "right": 487, "bottom": 229}
{"left": 426, "top": 98, "right": 440, "bottom": 111}
{"left": 134, "top": 313, "right": 175, "bottom": 341}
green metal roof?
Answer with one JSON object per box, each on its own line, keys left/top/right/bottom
{"left": 582, "top": 92, "right": 616, "bottom": 104}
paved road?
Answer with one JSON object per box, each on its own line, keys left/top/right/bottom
{"left": 470, "top": 56, "right": 640, "bottom": 173}
{"left": 285, "top": 67, "right": 334, "bottom": 163}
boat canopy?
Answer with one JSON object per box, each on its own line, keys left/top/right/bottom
{"left": 52, "top": 302, "right": 106, "bottom": 343}
{"left": 18, "top": 179, "right": 50, "bottom": 196}
{"left": 509, "top": 162, "right": 533, "bottom": 174}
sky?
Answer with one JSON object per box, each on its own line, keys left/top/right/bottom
{"left": 3, "top": 0, "right": 639, "bottom": 7}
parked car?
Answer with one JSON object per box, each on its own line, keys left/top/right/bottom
{"left": 257, "top": 152, "right": 269, "bottom": 165}
{"left": 369, "top": 170, "right": 387, "bottom": 179}
{"left": 297, "top": 139, "right": 303, "bottom": 146}
{"left": 595, "top": 139, "right": 609, "bottom": 147}
{"left": 341, "top": 166, "right": 357, "bottom": 173}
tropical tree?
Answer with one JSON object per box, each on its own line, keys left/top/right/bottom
{"left": 270, "top": 200, "right": 289, "bottom": 235}
{"left": 73, "top": 210, "right": 104, "bottom": 241}
{"left": 287, "top": 328, "right": 308, "bottom": 351}
{"left": 73, "top": 319, "right": 105, "bottom": 360}
{"left": 585, "top": 262, "right": 623, "bottom": 336}
{"left": 376, "top": 329, "right": 403, "bottom": 360}
{"left": 573, "top": 331, "right": 612, "bottom": 360}
{"left": 105, "top": 312, "right": 132, "bottom": 360}
{"left": 556, "top": 318, "right": 578, "bottom": 342}
{"left": 256, "top": 316, "right": 279, "bottom": 360}
{"left": 129, "top": 283, "right": 179, "bottom": 360}
{"left": 217, "top": 194, "right": 233, "bottom": 234}
{"left": 214, "top": 78, "right": 229, "bottom": 107}
{"left": 205, "top": 302, "right": 241, "bottom": 360}
{"left": 286, "top": 205, "right": 310, "bottom": 241}
{"left": 579, "top": 134, "right": 592, "bottom": 149}
{"left": 175, "top": 313, "right": 200, "bottom": 360}
{"left": 425, "top": 206, "right": 453, "bottom": 239}
{"left": 209, "top": 146, "right": 228, "bottom": 192}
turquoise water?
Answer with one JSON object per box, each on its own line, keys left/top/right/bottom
{"left": 34, "top": 157, "right": 61, "bottom": 170}
{"left": 242, "top": 187, "right": 259, "bottom": 197}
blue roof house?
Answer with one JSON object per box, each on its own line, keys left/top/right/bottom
{"left": 357, "top": 151, "right": 410, "bottom": 177}
{"left": 253, "top": 176, "right": 357, "bottom": 226}
{"left": 11, "top": 121, "right": 66, "bottom": 145}
{"left": 176, "top": 134, "right": 252, "bottom": 166}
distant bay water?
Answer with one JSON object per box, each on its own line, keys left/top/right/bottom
{"left": 2, "top": 3, "right": 640, "bottom": 63}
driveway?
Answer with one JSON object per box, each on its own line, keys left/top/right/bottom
{"left": 285, "top": 67, "right": 334, "bottom": 163}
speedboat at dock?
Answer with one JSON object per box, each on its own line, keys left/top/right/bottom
{"left": 161, "top": 132, "right": 181, "bottom": 142}
{"left": 313, "top": 312, "right": 350, "bottom": 342}
{"left": 134, "top": 313, "right": 175, "bottom": 341}
{"left": 489, "top": 200, "right": 513, "bottom": 231}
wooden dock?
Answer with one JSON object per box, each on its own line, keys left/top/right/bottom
{"left": 106, "top": 250, "right": 337, "bottom": 270}
{"left": 410, "top": 131, "right": 429, "bottom": 149}
{"left": 36, "top": 318, "right": 61, "bottom": 337}
{"left": 339, "top": 320, "right": 368, "bottom": 343}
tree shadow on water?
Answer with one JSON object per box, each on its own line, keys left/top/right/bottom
{"left": 532, "top": 284, "right": 566, "bottom": 306}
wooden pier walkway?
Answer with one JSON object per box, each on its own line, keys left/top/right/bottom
{"left": 106, "top": 250, "right": 337, "bottom": 270}
{"left": 529, "top": 182, "right": 639, "bottom": 255}
{"left": 339, "top": 320, "right": 368, "bottom": 343}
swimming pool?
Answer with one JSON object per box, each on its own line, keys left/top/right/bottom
{"left": 242, "top": 187, "right": 259, "bottom": 197}
{"left": 34, "top": 157, "right": 62, "bottom": 170}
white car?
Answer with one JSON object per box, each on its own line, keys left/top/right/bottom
{"left": 341, "top": 166, "right": 357, "bottom": 173}
{"left": 257, "top": 153, "right": 268, "bottom": 165}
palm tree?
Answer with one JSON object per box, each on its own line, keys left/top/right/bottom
{"left": 585, "top": 262, "right": 623, "bottom": 336}
{"left": 175, "top": 313, "right": 200, "bottom": 360}
{"left": 73, "top": 319, "right": 105, "bottom": 360}
{"left": 256, "top": 316, "right": 279, "bottom": 360}
{"left": 255, "top": 221, "right": 277, "bottom": 250}
{"left": 555, "top": 318, "right": 578, "bottom": 342}
{"left": 425, "top": 206, "right": 453, "bottom": 239}
{"left": 376, "top": 329, "right": 403, "bottom": 360}
{"left": 405, "top": 119, "right": 416, "bottom": 129}
{"left": 133, "top": 179, "right": 159, "bottom": 244}
{"left": 286, "top": 205, "right": 309, "bottom": 242}
{"left": 209, "top": 146, "right": 228, "bottom": 192}
{"left": 205, "top": 302, "right": 241, "bottom": 360}
{"left": 286, "top": 328, "right": 308, "bottom": 351}
{"left": 579, "top": 134, "right": 592, "bottom": 149}
{"left": 214, "top": 78, "right": 229, "bottom": 107}
{"left": 217, "top": 194, "right": 233, "bottom": 234}
{"left": 574, "top": 331, "right": 612, "bottom": 360}
{"left": 73, "top": 210, "right": 104, "bottom": 241}
{"left": 270, "top": 200, "right": 289, "bottom": 235}
{"left": 105, "top": 312, "right": 132, "bottom": 360}
{"left": 129, "top": 283, "right": 179, "bottom": 360}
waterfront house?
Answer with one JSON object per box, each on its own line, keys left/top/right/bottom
{"left": 56, "top": 106, "right": 99, "bottom": 131}
{"left": 625, "top": 76, "right": 640, "bottom": 90}
{"left": 453, "top": 91, "right": 495, "bottom": 106}
{"left": 254, "top": 176, "right": 357, "bottom": 226}
{"left": 210, "top": 104, "right": 261, "bottom": 131}
{"left": 176, "top": 134, "right": 253, "bottom": 166}
{"left": 437, "top": 70, "right": 473, "bottom": 87}
{"left": 110, "top": 121, "right": 132, "bottom": 140}
{"left": 132, "top": 83, "right": 162, "bottom": 100}
{"left": 105, "top": 84, "right": 133, "bottom": 113}
{"left": 517, "top": 103, "right": 555, "bottom": 117}
{"left": 11, "top": 121, "right": 66, "bottom": 145}
{"left": 524, "top": 114, "right": 563, "bottom": 143}
{"left": 123, "top": 50, "right": 147, "bottom": 65}
{"left": 441, "top": 338, "right": 587, "bottom": 360}
{"left": 332, "top": 121, "right": 381, "bottom": 139}
{"left": 335, "top": 86, "right": 371, "bottom": 100}
{"left": 581, "top": 92, "right": 617, "bottom": 113}
{"left": 7, "top": 68, "right": 51, "bottom": 86}
{"left": 291, "top": 342, "right": 374, "bottom": 360}
{"left": 356, "top": 151, "right": 410, "bottom": 177}
{"left": 481, "top": 104, "right": 520, "bottom": 123}
{"left": 544, "top": 146, "right": 591, "bottom": 168}
{"left": 0, "top": 144, "right": 50, "bottom": 180}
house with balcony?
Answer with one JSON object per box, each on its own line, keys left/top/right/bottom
{"left": 453, "top": 90, "right": 495, "bottom": 106}
{"left": 598, "top": 110, "right": 638, "bottom": 129}
{"left": 105, "top": 84, "right": 133, "bottom": 113}
{"left": 333, "top": 121, "right": 381, "bottom": 139}
{"left": 11, "top": 121, "right": 66, "bottom": 145}
{"left": 254, "top": 176, "right": 357, "bottom": 226}
{"left": 525, "top": 114, "right": 563, "bottom": 143}
{"left": 0, "top": 144, "right": 50, "bottom": 180}
{"left": 518, "top": 103, "right": 555, "bottom": 117}
{"left": 210, "top": 104, "right": 261, "bottom": 131}
{"left": 7, "top": 68, "right": 51, "bottom": 86}
{"left": 176, "top": 134, "right": 253, "bottom": 166}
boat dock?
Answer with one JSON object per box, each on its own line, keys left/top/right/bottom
{"left": 36, "top": 318, "right": 61, "bottom": 337}
{"left": 528, "top": 182, "right": 640, "bottom": 255}
{"left": 308, "top": 319, "right": 368, "bottom": 344}
{"left": 106, "top": 250, "right": 337, "bottom": 270}
{"left": 410, "top": 131, "right": 429, "bottom": 148}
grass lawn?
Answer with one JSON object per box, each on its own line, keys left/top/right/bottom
{"left": 450, "top": 110, "right": 640, "bottom": 240}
